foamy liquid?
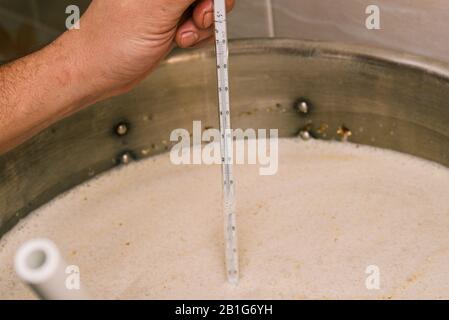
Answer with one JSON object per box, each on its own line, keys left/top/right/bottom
{"left": 1, "top": 138, "right": 449, "bottom": 299}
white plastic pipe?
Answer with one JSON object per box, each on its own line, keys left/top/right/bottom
{"left": 14, "top": 238, "right": 90, "bottom": 300}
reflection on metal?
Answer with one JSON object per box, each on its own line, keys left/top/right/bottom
{"left": 1, "top": 39, "right": 449, "bottom": 237}
{"left": 299, "top": 130, "right": 312, "bottom": 141}
{"left": 115, "top": 123, "right": 129, "bottom": 137}
{"left": 295, "top": 100, "right": 310, "bottom": 115}
{"left": 119, "top": 152, "right": 133, "bottom": 165}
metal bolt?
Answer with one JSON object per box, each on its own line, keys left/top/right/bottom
{"left": 299, "top": 130, "right": 311, "bottom": 141}
{"left": 115, "top": 123, "right": 129, "bottom": 136}
{"left": 296, "top": 100, "right": 310, "bottom": 114}
{"left": 120, "top": 152, "right": 133, "bottom": 165}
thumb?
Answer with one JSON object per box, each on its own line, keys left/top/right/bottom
{"left": 166, "top": 0, "right": 201, "bottom": 15}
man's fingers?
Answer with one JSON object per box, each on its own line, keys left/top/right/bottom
{"left": 192, "top": 0, "right": 236, "bottom": 29}
{"left": 175, "top": 18, "right": 214, "bottom": 48}
{"left": 191, "top": 36, "right": 215, "bottom": 49}
{"left": 225, "top": 0, "right": 236, "bottom": 13}
{"left": 176, "top": 0, "right": 235, "bottom": 47}
{"left": 192, "top": 0, "right": 213, "bottom": 29}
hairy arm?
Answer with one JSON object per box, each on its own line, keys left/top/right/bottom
{"left": 0, "top": 0, "right": 235, "bottom": 154}
{"left": 0, "top": 32, "right": 97, "bottom": 153}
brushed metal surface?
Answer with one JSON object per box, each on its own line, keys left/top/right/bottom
{"left": 1, "top": 39, "right": 448, "bottom": 238}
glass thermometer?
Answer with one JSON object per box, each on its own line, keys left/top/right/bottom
{"left": 213, "top": 0, "right": 239, "bottom": 285}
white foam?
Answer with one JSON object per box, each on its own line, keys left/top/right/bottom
{"left": 1, "top": 138, "right": 449, "bottom": 299}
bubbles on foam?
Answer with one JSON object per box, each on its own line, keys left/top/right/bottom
{"left": 1, "top": 138, "right": 449, "bottom": 299}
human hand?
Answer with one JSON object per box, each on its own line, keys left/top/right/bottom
{"left": 72, "top": 0, "right": 235, "bottom": 100}
{"left": 0, "top": 0, "right": 235, "bottom": 153}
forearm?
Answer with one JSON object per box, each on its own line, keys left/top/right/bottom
{"left": 0, "top": 0, "right": 233, "bottom": 154}
{"left": 0, "top": 31, "right": 98, "bottom": 154}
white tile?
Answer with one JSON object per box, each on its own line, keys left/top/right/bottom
{"left": 272, "top": 0, "right": 449, "bottom": 63}
{"left": 228, "top": 0, "right": 272, "bottom": 38}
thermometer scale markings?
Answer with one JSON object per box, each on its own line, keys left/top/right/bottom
{"left": 214, "top": 0, "right": 239, "bottom": 284}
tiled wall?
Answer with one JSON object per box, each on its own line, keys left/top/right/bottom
{"left": 0, "top": 0, "right": 89, "bottom": 62}
{"left": 231, "top": 0, "right": 449, "bottom": 63}
{"left": 1, "top": 0, "right": 448, "bottom": 63}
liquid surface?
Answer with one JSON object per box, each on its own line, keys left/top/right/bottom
{"left": 1, "top": 138, "right": 449, "bottom": 299}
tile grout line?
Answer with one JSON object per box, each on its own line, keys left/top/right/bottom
{"left": 30, "top": 0, "right": 41, "bottom": 22}
{"left": 265, "top": 0, "right": 275, "bottom": 37}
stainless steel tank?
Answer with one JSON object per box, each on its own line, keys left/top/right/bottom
{"left": 1, "top": 39, "right": 448, "bottom": 237}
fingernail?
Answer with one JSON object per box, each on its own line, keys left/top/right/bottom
{"left": 203, "top": 12, "right": 214, "bottom": 28}
{"left": 181, "top": 31, "right": 199, "bottom": 47}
